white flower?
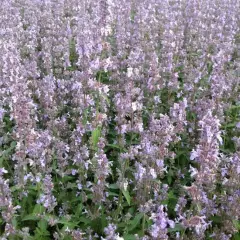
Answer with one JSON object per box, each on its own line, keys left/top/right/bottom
{"left": 103, "top": 85, "right": 109, "bottom": 94}
{"left": 123, "top": 181, "right": 128, "bottom": 191}
{"left": 237, "top": 165, "right": 240, "bottom": 174}
{"left": 65, "top": 227, "right": 71, "bottom": 233}
{"left": 189, "top": 165, "right": 198, "bottom": 178}
{"left": 149, "top": 168, "right": 157, "bottom": 179}
{"left": 116, "top": 236, "right": 124, "bottom": 240}
{"left": 190, "top": 150, "right": 198, "bottom": 160}
{"left": 127, "top": 67, "right": 133, "bottom": 78}
{"left": 136, "top": 123, "right": 143, "bottom": 132}
{"left": 0, "top": 168, "right": 8, "bottom": 174}
{"left": 132, "top": 102, "right": 137, "bottom": 111}
{"left": 132, "top": 102, "right": 142, "bottom": 111}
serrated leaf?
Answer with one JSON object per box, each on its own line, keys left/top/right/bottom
{"left": 122, "top": 189, "right": 131, "bottom": 206}
{"left": 33, "top": 204, "right": 45, "bottom": 214}
{"left": 168, "top": 190, "right": 177, "bottom": 200}
{"left": 74, "top": 203, "right": 83, "bottom": 217}
{"left": 38, "top": 219, "right": 48, "bottom": 231}
{"left": 127, "top": 213, "right": 144, "bottom": 232}
{"left": 91, "top": 126, "right": 101, "bottom": 148}
{"left": 79, "top": 216, "right": 91, "bottom": 224}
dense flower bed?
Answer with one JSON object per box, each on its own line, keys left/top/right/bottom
{"left": 0, "top": 0, "right": 240, "bottom": 239}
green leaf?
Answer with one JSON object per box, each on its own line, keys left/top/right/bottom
{"left": 38, "top": 219, "right": 48, "bottom": 231}
{"left": 57, "top": 219, "right": 79, "bottom": 228}
{"left": 108, "top": 192, "right": 119, "bottom": 197}
{"left": 229, "top": 105, "right": 240, "bottom": 110}
{"left": 12, "top": 217, "right": 18, "bottom": 228}
{"left": 10, "top": 185, "right": 22, "bottom": 192}
{"left": 74, "top": 203, "right": 83, "bottom": 217}
{"left": 0, "top": 157, "right": 3, "bottom": 167}
{"left": 168, "top": 190, "right": 176, "bottom": 199}
{"left": 79, "top": 216, "right": 91, "bottom": 224}
{"left": 108, "top": 184, "right": 119, "bottom": 189}
{"left": 233, "top": 220, "right": 240, "bottom": 230}
{"left": 127, "top": 213, "right": 144, "bottom": 232}
{"left": 61, "top": 175, "right": 75, "bottom": 183}
{"left": 167, "top": 223, "right": 184, "bottom": 233}
{"left": 210, "top": 215, "right": 222, "bottom": 224}
{"left": 106, "top": 144, "right": 122, "bottom": 150}
{"left": 233, "top": 233, "right": 240, "bottom": 240}
{"left": 10, "top": 141, "right": 17, "bottom": 148}
{"left": 90, "top": 216, "right": 107, "bottom": 235}
{"left": 33, "top": 204, "right": 45, "bottom": 214}
{"left": 122, "top": 189, "right": 131, "bottom": 206}
{"left": 63, "top": 236, "right": 73, "bottom": 240}
{"left": 22, "top": 214, "right": 40, "bottom": 221}
{"left": 167, "top": 169, "right": 173, "bottom": 185}
{"left": 91, "top": 126, "right": 101, "bottom": 149}
{"left": 123, "top": 234, "right": 137, "bottom": 240}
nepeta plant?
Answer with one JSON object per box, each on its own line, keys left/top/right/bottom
{"left": 0, "top": 0, "right": 239, "bottom": 239}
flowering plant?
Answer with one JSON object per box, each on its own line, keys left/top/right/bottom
{"left": 0, "top": 0, "right": 239, "bottom": 239}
